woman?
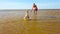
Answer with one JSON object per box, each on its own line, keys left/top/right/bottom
{"left": 32, "top": 3, "right": 38, "bottom": 15}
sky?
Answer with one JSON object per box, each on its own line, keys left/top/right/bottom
{"left": 0, "top": 0, "right": 60, "bottom": 9}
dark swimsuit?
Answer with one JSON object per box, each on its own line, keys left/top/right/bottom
{"left": 33, "top": 5, "right": 38, "bottom": 11}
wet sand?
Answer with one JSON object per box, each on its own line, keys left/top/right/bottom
{"left": 0, "top": 9, "right": 60, "bottom": 34}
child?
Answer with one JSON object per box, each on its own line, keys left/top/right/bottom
{"left": 24, "top": 10, "right": 29, "bottom": 20}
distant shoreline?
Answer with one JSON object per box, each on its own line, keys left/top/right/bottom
{"left": 0, "top": 9, "right": 60, "bottom": 11}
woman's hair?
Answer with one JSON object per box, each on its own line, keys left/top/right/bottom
{"left": 33, "top": 3, "right": 36, "bottom": 7}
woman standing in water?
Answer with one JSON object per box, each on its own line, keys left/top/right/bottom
{"left": 32, "top": 3, "right": 38, "bottom": 15}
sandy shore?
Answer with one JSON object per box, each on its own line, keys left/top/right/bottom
{"left": 0, "top": 9, "right": 60, "bottom": 34}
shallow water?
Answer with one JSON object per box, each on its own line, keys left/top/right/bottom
{"left": 0, "top": 9, "right": 60, "bottom": 34}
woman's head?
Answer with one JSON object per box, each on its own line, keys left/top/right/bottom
{"left": 33, "top": 3, "right": 35, "bottom": 5}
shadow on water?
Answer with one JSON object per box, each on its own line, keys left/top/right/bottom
{"left": 32, "top": 14, "right": 37, "bottom": 21}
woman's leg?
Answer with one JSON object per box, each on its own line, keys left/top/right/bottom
{"left": 34, "top": 10, "right": 35, "bottom": 14}
{"left": 35, "top": 11, "right": 37, "bottom": 15}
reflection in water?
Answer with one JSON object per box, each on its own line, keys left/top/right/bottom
{"left": 24, "top": 20, "right": 31, "bottom": 34}
{"left": 30, "top": 14, "right": 39, "bottom": 34}
{"left": 32, "top": 14, "right": 37, "bottom": 21}
{"left": 24, "top": 14, "right": 39, "bottom": 34}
